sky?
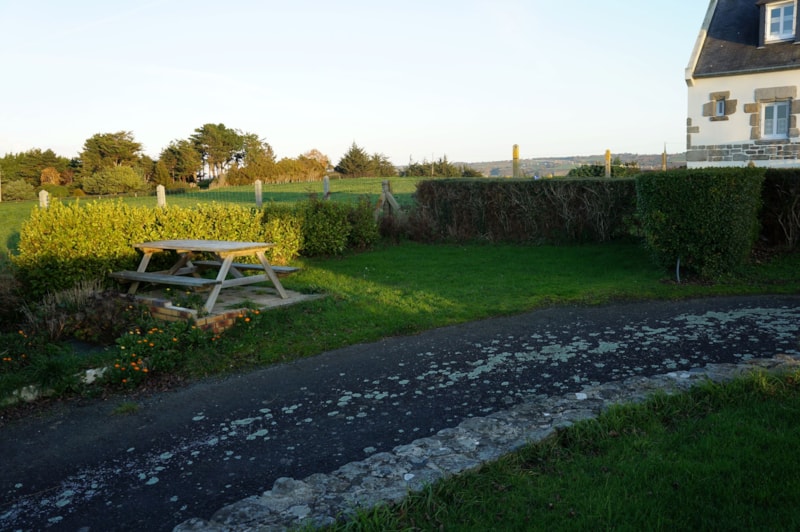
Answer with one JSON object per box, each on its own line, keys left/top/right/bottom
{"left": 0, "top": 0, "right": 711, "bottom": 165}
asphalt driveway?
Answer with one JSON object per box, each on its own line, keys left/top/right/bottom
{"left": 1, "top": 295, "right": 798, "bottom": 531}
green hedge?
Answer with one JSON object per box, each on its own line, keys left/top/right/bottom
{"left": 636, "top": 168, "right": 765, "bottom": 279}
{"left": 413, "top": 178, "right": 637, "bottom": 243}
{"left": 13, "top": 198, "right": 378, "bottom": 298}
{"left": 761, "top": 168, "right": 800, "bottom": 249}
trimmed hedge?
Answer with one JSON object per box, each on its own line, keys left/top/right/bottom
{"left": 761, "top": 168, "right": 800, "bottom": 249}
{"left": 636, "top": 168, "right": 765, "bottom": 279}
{"left": 13, "top": 198, "right": 378, "bottom": 298}
{"left": 412, "top": 178, "right": 637, "bottom": 244}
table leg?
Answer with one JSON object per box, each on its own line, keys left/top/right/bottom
{"left": 128, "top": 251, "right": 154, "bottom": 294}
{"left": 256, "top": 250, "right": 288, "bottom": 299}
{"left": 202, "top": 255, "right": 234, "bottom": 314}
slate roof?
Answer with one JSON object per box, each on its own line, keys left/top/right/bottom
{"left": 693, "top": 0, "right": 800, "bottom": 77}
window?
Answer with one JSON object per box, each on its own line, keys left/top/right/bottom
{"left": 763, "top": 101, "right": 791, "bottom": 138}
{"left": 715, "top": 99, "right": 726, "bottom": 117}
{"left": 766, "top": 1, "right": 796, "bottom": 41}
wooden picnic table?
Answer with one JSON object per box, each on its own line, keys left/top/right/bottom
{"left": 109, "top": 239, "right": 295, "bottom": 313}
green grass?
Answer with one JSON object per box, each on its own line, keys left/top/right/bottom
{"left": 177, "top": 242, "right": 800, "bottom": 377}
{"left": 334, "top": 370, "right": 800, "bottom": 531}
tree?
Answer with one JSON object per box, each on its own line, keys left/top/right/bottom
{"left": 190, "top": 123, "right": 244, "bottom": 185}
{"left": 335, "top": 142, "right": 373, "bottom": 177}
{"left": 81, "top": 166, "right": 149, "bottom": 195}
{"left": 79, "top": 131, "right": 143, "bottom": 176}
{"left": 303, "top": 149, "right": 330, "bottom": 170}
{"left": 159, "top": 139, "right": 202, "bottom": 183}
{"left": 402, "top": 156, "right": 461, "bottom": 178}
{"left": 39, "top": 167, "right": 62, "bottom": 185}
{"left": 370, "top": 153, "right": 397, "bottom": 177}
{"left": 0, "top": 149, "right": 70, "bottom": 185}
{"left": 461, "top": 166, "right": 484, "bottom": 178}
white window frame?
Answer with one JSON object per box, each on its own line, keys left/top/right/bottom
{"left": 766, "top": 1, "right": 796, "bottom": 42}
{"left": 715, "top": 99, "right": 726, "bottom": 117}
{"left": 763, "top": 100, "right": 791, "bottom": 138}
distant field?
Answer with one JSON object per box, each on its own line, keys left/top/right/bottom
{"left": 0, "top": 177, "right": 423, "bottom": 256}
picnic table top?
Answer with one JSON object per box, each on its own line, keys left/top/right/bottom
{"left": 134, "top": 240, "right": 275, "bottom": 253}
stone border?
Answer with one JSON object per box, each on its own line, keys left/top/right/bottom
{"left": 175, "top": 353, "right": 800, "bottom": 532}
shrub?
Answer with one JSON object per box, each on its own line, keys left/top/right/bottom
{"left": 80, "top": 166, "right": 150, "bottom": 195}
{"left": 2, "top": 180, "right": 37, "bottom": 201}
{"left": 262, "top": 203, "right": 303, "bottom": 265}
{"left": 761, "top": 169, "right": 800, "bottom": 249}
{"left": 347, "top": 197, "right": 381, "bottom": 250}
{"left": 299, "top": 198, "right": 351, "bottom": 256}
{"left": 636, "top": 168, "right": 764, "bottom": 279}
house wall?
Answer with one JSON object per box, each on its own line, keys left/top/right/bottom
{"left": 686, "top": 70, "right": 800, "bottom": 168}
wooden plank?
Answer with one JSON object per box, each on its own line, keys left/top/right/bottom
{"left": 109, "top": 271, "right": 220, "bottom": 288}
{"left": 192, "top": 260, "right": 300, "bottom": 276}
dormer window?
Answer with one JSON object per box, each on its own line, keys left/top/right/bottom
{"left": 764, "top": 0, "right": 796, "bottom": 42}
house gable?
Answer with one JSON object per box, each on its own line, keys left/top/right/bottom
{"left": 691, "top": 0, "right": 800, "bottom": 81}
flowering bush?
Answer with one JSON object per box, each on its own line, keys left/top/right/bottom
{"left": 104, "top": 319, "right": 212, "bottom": 388}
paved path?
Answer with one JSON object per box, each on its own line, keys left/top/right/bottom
{"left": 1, "top": 295, "right": 798, "bottom": 531}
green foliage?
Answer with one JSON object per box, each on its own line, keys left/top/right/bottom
{"left": 413, "top": 178, "right": 637, "bottom": 243}
{"left": 299, "top": 198, "right": 351, "bottom": 255}
{"left": 79, "top": 131, "right": 143, "bottom": 177}
{"left": 403, "top": 155, "right": 464, "bottom": 178}
{"left": 0, "top": 148, "right": 72, "bottom": 186}
{"left": 335, "top": 142, "right": 373, "bottom": 177}
{"left": 12, "top": 196, "right": 380, "bottom": 297}
{"left": 81, "top": 166, "right": 150, "bottom": 195}
{"left": 567, "top": 159, "right": 640, "bottom": 177}
{"left": 261, "top": 203, "right": 304, "bottom": 265}
{"left": 761, "top": 168, "right": 800, "bottom": 249}
{"left": 334, "top": 142, "right": 396, "bottom": 178}
{"left": 347, "top": 197, "right": 381, "bottom": 250}
{"left": 105, "top": 319, "right": 212, "bottom": 387}
{"left": 636, "top": 168, "right": 765, "bottom": 279}
{"left": 2, "top": 179, "right": 37, "bottom": 200}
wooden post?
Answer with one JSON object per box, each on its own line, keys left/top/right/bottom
{"left": 157, "top": 185, "right": 167, "bottom": 208}
{"left": 38, "top": 189, "right": 49, "bottom": 208}
{"left": 255, "top": 180, "right": 263, "bottom": 208}
{"left": 512, "top": 144, "right": 520, "bottom": 178}
{"left": 662, "top": 146, "right": 668, "bottom": 171}
{"left": 604, "top": 149, "right": 612, "bottom": 178}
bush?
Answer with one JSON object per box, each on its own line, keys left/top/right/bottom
{"left": 2, "top": 180, "right": 37, "bottom": 201}
{"left": 761, "top": 169, "right": 800, "bottom": 249}
{"left": 347, "top": 197, "right": 381, "bottom": 250}
{"left": 261, "top": 203, "right": 304, "bottom": 265}
{"left": 299, "top": 198, "right": 351, "bottom": 256}
{"left": 636, "top": 168, "right": 764, "bottom": 279}
{"left": 81, "top": 166, "right": 150, "bottom": 195}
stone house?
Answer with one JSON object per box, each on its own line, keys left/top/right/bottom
{"left": 685, "top": 0, "right": 800, "bottom": 168}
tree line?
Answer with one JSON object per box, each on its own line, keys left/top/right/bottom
{"left": 2, "top": 125, "right": 485, "bottom": 201}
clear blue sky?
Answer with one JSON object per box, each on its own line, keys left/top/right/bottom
{"left": 0, "top": 0, "right": 709, "bottom": 164}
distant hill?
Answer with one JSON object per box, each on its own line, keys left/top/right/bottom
{"left": 458, "top": 152, "right": 687, "bottom": 178}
